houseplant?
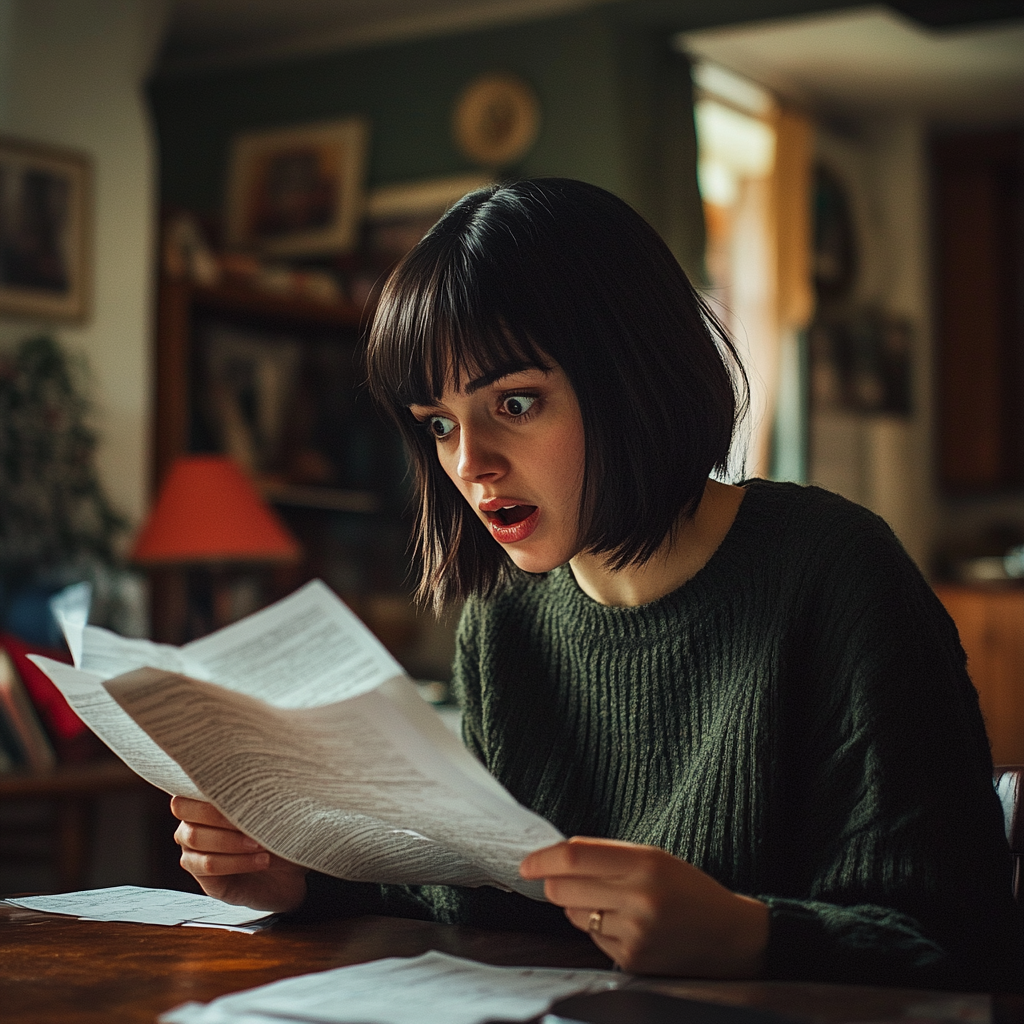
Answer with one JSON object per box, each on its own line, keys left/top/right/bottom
{"left": 0, "top": 334, "right": 127, "bottom": 645}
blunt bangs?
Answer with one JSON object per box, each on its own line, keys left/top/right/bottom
{"left": 367, "top": 252, "right": 549, "bottom": 411}
{"left": 366, "top": 179, "right": 748, "bottom": 611}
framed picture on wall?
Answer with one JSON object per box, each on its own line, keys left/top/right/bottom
{"left": 225, "top": 118, "right": 369, "bottom": 257}
{"left": 0, "top": 137, "right": 91, "bottom": 321}
{"left": 364, "top": 172, "right": 492, "bottom": 258}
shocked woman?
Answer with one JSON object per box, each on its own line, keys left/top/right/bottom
{"left": 172, "top": 178, "right": 1022, "bottom": 991}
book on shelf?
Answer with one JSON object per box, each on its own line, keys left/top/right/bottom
{"left": 0, "top": 647, "right": 58, "bottom": 772}
{"left": 0, "top": 701, "right": 18, "bottom": 772}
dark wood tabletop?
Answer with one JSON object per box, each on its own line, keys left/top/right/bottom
{"left": 2, "top": 902, "right": 1020, "bottom": 1024}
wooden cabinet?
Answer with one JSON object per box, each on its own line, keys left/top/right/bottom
{"left": 935, "top": 584, "right": 1024, "bottom": 765}
{"left": 0, "top": 760, "right": 171, "bottom": 892}
{"left": 932, "top": 130, "right": 1024, "bottom": 493}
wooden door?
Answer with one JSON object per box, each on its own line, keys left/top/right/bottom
{"left": 932, "top": 130, "right": 1024, "bottom": 493}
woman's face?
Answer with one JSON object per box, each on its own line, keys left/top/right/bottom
{"left": 408, "top": 361, "right": 586, "bottom": 574}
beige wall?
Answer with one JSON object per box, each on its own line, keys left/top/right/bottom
{"left": 808, "top": 117, "right": 935, "bottom": 572}
{"left": 0, "top": 0, "right": 169, "bottom": 530}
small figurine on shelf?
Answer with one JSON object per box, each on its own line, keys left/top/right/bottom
{"left": 162, "top": 212, "right": 220, "bottom": 286}
{"left": 252, "top": 264, "right": 343, "bottom": 303}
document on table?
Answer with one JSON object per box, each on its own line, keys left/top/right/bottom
{"left": 161, "top": 950, "right": 625, "bottom": 1024}
{"left": 4, "top": 886, "right": 275, "bottom": 932}
{"left": 30, "top": 580, "right": 562, "bottom": 899}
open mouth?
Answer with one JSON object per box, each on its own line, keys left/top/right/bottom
{"left": 485, "top": 504, "right": 538, "bottom": 526}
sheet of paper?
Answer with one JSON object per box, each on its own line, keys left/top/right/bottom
{"left": 4, "top": 886, "right": 274, "bottom": 931}
{"left": 105, "top": 668, "right": 562, "bottom": 897}
{"left": 28, "top": 656, "right": 202, "bottom": 798}
{"left": 160, "top": 950, "right": 624, "bottom": 1024}
{"left": 40, "top": 579, "right": 502, "bottom": 794}
{"left": 49, "top": 580, "right": 91, "bottom": 667}
{"left": 73, "top": 580, "right": 404, "bottom": 706}
{"left": 34, "top": 579, "right": 552, "bottom": 894}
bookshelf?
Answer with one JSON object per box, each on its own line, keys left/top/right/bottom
{"left": 151, "top": 275, "right": 421, "bottom": 655}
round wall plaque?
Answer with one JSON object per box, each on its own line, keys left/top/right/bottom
{"left": 452, "top": 73, "right": 540, "bottom": 168}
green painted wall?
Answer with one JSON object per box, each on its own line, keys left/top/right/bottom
{"left": 149, "top": 10, "right": 629, "bottom": 215}
{"left": 146, "top": 0, "right": 856, "bottom": 254}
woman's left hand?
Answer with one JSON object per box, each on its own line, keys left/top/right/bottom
{"left": 519, "top": 837, "right": 768, "bottom": 977}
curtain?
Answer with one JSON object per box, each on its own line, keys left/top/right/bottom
{"left": 769, "top": 106, "right": 814, "bottom": 482}
{"left": 617, "top": 29, "right": 707, "bottom": 286}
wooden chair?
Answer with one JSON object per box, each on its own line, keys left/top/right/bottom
{"left": 994, "top": 765, "right": 1023, "bottom": 905}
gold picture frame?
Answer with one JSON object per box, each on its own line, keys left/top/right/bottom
{"left": 225, "top": 118, "right": 369, "bottom": 257}
{"left": 452, "top": 74, "right": 540, "bottom": 168}
{"left": 0, "top": 137, "right": 91, "bottom": 321}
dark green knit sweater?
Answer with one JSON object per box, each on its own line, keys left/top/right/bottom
{"left": 298, "top": 481, "right": 1023, "bottom": 990}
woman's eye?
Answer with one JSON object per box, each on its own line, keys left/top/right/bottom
{"left": 502, "top": 394, "right": 536, "bottom": 417}
{"left": 428, "top": 415, "right": 457, "bottom": 439}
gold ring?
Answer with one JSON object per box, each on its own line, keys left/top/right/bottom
{"left": 588, "top": 909, "right": 604, "bottom": 934}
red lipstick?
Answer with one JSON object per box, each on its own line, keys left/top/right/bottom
{"left": 479, "top": 499, "right": 540, "bottom": 543}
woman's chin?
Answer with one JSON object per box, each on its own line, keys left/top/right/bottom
{"left": 502, "top": 544, "right": 572, "bottom": 575}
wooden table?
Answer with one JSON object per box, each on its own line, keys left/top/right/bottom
{"left": 3, "top": 903, "right": 1022, "bottom": 1024}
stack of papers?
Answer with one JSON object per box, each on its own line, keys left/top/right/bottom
{"left": 31, "top": 581, "right": 563, "bottom": 898}
{"left": 160, "top": 950, "right": 624, "bottom": 1024}
{"left": 4, "top": 886, "right": 275, "bottom": 933}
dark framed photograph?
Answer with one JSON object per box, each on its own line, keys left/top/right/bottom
{"left": 0, "top": 137, "right": 91, "bottom": 321}
{"left": 810, "top": 309, "right": 913, "bottom": 415}
{"left": 225, "top": 119, "right": 369, "bottom": 257}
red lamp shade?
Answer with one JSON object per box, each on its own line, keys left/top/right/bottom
{"left": 131, "top": 455, "right": 301, "bottom": 565}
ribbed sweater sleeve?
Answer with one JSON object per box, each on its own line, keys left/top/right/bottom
{"left": 748, "top": 489, "right": 1020, "bottom": 989}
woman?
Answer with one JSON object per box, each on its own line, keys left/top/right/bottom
{"left": 172, "top": 179, "right": 1022, "bottom": 989}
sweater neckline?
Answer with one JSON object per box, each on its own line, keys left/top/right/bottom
{"left": 549, "top": 479, "right": 773, "bottom": 627}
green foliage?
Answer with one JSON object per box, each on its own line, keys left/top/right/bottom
{"left": 0, "top": 335, "right": 126, "bottom": 582}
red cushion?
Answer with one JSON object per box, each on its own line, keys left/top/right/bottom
{"left": 0, "top": 631, "right": 86, "bottom": 741}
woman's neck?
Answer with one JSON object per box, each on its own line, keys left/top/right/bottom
{"left": 568, "top": 479, "right": 746, "bottom": 608}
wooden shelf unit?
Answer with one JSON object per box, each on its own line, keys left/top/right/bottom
{"left": 0, "top": 759, "right": 165, "bottom": 892}
{"left": 153, "top": 277, "right": 368, "bottom": 488}
{"left": 151, "top": 275, "right": 415, "bottom": 646}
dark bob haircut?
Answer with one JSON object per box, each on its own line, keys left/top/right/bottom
{"left": 367, "top": 178, "right": 748, "bottom": 609}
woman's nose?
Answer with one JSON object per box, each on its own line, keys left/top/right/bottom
{"left": 456, "top": 425, "right": 506, "bottom": 482}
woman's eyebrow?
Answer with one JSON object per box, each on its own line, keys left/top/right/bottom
{"left": 464, "top": 362, "right": 547, "bottom": 395}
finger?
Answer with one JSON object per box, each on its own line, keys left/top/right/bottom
{"left": 179, "top": 849, "right": 271, "bottom": 879}
{"left": 541, "top": 875, "right": 625, "bottom": 910}
{"left": 564, "top": 905, "right": 619, "bottom": 935}
{"left": 175, "top": 820, "right": 264, "bottom": 855}
{"left": 562, "top": 906, "right": 627, "bottom": 963}
{"left": 170, "top": 796, "right": 235, "bottom": 830}
{"left": 520, "top": 840, "right": 595, "bottom": 879}
{"left": 194, "top": 876, "right": 246, "bottom": 903}
{"left": 521, "top": 837, "right": 643, "bottom": 879}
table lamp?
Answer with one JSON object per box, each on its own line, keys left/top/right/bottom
{"left": 131, "top": 455, "right": 301, "bottom": 637}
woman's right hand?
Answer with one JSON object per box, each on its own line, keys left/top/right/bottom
{"left": 170, "top": 796, "right": 308, "bottom": 913}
